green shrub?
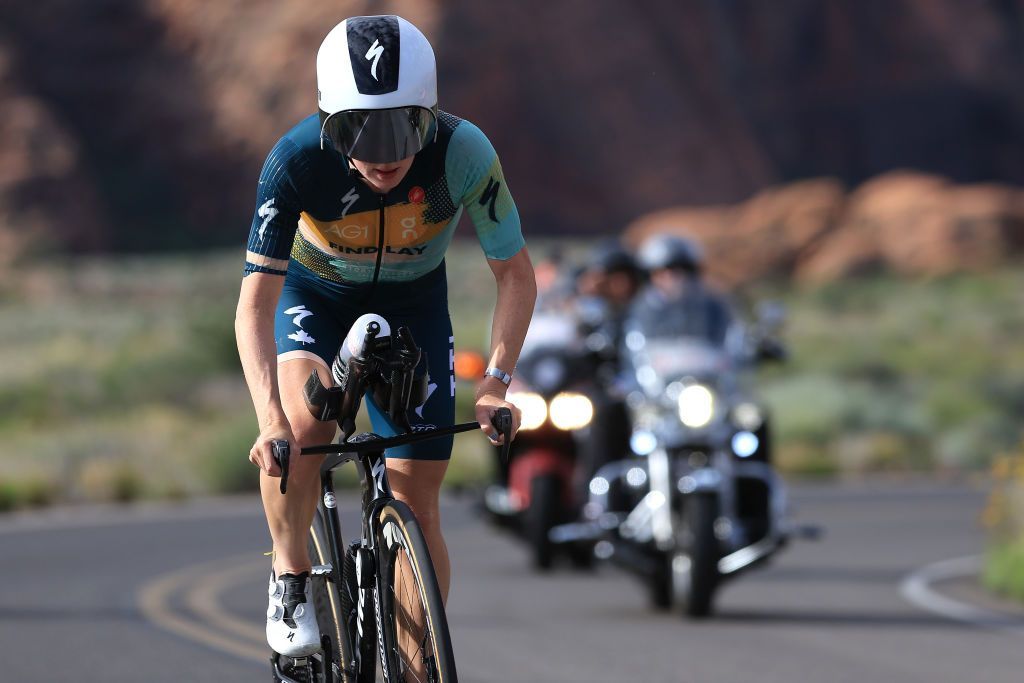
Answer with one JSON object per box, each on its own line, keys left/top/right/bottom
{"left": 201, "top": 414, "right": 260, "bottom": 494}
{"left": 983, "top": 540, "right": 1024, "bottom": 603}
{"left": 982, "top": 444, "right": 1024, "bottom": 602}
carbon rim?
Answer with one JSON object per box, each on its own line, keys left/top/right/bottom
{"left": 377, "top": 506, "right": 451, "bottom": 683}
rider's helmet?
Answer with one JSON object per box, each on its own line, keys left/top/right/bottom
{"left": 637, "top": 234, "right": 704, "bottom": 276}
{"left": 317, "top": 15, "right": 437, "bottom": 163}
{"left": 585, "top": 239, "right": 640, "bottom": 277}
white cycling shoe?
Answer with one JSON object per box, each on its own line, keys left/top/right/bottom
{"left": 266, "top": 571, "right": 321, "bottom": 657}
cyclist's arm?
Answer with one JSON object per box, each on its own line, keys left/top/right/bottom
{"left": 236, "top": 273, "right": 289, "bottom": 432}
{"left": 480, "top": 247, "right": 536, "bottom": 397}
{"left": 236, "top": 136, "right": 306, "bottom": 472}
{"left": 445, "top": 118, "right": 534, "bottom": 434}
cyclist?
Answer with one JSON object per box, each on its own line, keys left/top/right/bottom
{"left": 235, "top": 15, "right": 534, "bottom": 657}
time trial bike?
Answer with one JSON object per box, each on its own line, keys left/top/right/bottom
{"left": 269, "top": 318, "right": 512, "bottom": 683}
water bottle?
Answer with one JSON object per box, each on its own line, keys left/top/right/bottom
{"left": 332, "top": 313, "right": 392, "bottom": 388}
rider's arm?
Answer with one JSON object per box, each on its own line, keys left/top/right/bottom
{"left": 236, "top": 273, "right": 289, "bottom": 434}
{"left": 480, "top": 247, "right": 537, "bottom": 398}
{"left": 445, "top": 118, "right": 533, "bottom": 436}
{"left": 236, "top": 136, "right": 307, "bottom": 472}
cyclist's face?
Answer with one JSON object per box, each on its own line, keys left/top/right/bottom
{"left": 350, "top": 155, "right": 415, "bottom": 193}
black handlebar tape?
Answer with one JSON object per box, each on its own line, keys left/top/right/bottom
{"left": 492, "top": 407, "right": 514, "bottom": 463}
{"left": 271, "top": 440, "right": 290, "bottom": 495}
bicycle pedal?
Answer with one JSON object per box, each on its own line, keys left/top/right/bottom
{"left": 311, "top": 564, "right": 333, "bottom": 576}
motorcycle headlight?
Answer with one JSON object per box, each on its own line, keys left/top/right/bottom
{"left": 732, "top": 402, "right": 763, "bottom": 431}
{"left": 549, "top": 392, "right": 594, "bottom": 431}
{"left": 677, "top": 384, "right": 715, "bottom": 428}
{"left": 508, "top": 391, "right": 547, "bottom": 430}
{"left": 731, "top": 431, "right": 760, "bottom": 458}
{"left": 630, "top": 430, "right": 658, "bottom": 456}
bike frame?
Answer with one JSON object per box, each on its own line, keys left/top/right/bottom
{"left": 270, "top": 320, "right": 513, "bottom": 682}
{"left": 315, "top": 443, "right": 387, "bottom": 683}
{"left": 283, "top": 418, "right": 508, "bottom": 683}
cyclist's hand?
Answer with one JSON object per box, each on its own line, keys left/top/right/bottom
{"left": 474, "top": 390, "right": 521, "bottom": 445}
{"left": 249, "top": 422, "right": 297, "bottom": 477}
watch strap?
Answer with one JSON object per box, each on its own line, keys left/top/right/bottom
{"left": 484, "top": 367, "right": 512, "bottom": 386}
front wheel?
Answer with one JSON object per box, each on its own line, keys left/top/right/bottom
{"left": 526, "top": 474, "right": 560, "bottom": 571}
{"left": 375, "top": 500, "right": 457, "bottom": 683}
{"left": 673, "top": 494, "right": 719, "bottom": 618}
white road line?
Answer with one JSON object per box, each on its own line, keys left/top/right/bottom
{"left": 900, "top": 554, "right": 1024, "bottom": 635}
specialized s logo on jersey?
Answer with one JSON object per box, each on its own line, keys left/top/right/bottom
{"left": 284, "top": 304, "right": 315, "bottom": 345}
{"left": 365, "top": 39, "right": 384, "bottom": 81}
{"left": 257, "top": 198, "right": 278, "bottom": 243}
{"left": 340, "top": 187, "right": 359, "bottom": 218}
{"left": 479, "top": 177, "right": 501, "bottom": 222}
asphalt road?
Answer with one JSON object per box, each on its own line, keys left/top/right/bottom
{"left": 1, "top": 481, "right": 1022, "bottom": 683}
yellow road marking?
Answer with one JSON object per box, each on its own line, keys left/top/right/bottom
{"left": 137, "top": 553, "right": 267, "bottom": 664}
{"left": 184, "top": 557, "right": 267, "bottom": 644}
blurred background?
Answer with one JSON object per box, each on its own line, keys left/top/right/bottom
{"left": 1, "top": 1, "right": 1024, "bottom": 679}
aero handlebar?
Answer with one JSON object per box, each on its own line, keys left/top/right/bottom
{"left": 270, "top": 407, "right": 514, "bottom": 495}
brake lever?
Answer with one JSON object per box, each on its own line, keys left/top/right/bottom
{"left": 491, "top": 407, "right": 513, "bottom": 463}
{"left": 271, "top": 439, "right": 291, "bottom": 495}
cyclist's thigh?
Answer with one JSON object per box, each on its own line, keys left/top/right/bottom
{"left": 365, "top": 303, "right": 455, "bottom": 461}
{"left": 275, "top": 287, "right": 341, "bottom": 444}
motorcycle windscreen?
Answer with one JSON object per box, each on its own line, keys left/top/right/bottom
{"left": 320, "top": 106, "right": 437, "bottom": 163}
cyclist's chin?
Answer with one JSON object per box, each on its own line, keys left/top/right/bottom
{"left": 352, "top": 157, "right": 415, "bottom": 193}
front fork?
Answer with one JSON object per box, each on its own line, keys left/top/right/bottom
{"left": 648, "top": 448, "right": 735, "bottom": 551}
{"left": 646, "top": 447, "right": 676, "bottom": 551}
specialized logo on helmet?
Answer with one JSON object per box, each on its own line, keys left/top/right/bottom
{"left": 346, "top": 15, "right": 401, "bottom": 95}
{"left": 365, "top": 39, "right": 384, "bottom": 81}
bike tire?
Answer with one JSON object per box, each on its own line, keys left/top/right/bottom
{"left": 375, "top": 500, "right": 457, "bottom": 683}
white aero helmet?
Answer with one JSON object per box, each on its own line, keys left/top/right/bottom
{"left": 317, "top": 15, "right": 438, "bottom": 164}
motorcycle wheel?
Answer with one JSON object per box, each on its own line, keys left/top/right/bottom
{"left": 567, "top": 542, "right": 594, "bottom": 570}
{"left": 674, "top": 494, "right": 719, "bottom": 618}
{"left": 648, "top": 558, "right": 673, "bottom": 610}
{"left": 527, "top": 474, "right": 560, "bottom": 570}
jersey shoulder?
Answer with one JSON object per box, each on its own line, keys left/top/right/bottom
{"left": 257, "top": 115, "right": 321, "bottom": 193}
{"left": 279, "top": 113, "right": 324, "bottom": 156}
{"left": 437, "top": 111, "right": 501, "bottom": 202}
{"left": 438, "top": 112, "right": 494, "bottom": 166}
{"left": 259, "top": 114, "right": 348, "bottom": 203}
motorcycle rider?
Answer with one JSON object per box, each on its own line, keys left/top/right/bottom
{"left": 574, "top": 240, "right": 644, "bottom": 486}
{"left": 575, "top": 239, "right": 644, "bottom": 357}
{"left": 629, "top": 233, "right": 773, "bottom": 465}
{"left": 630, "top": 233, "right": 738, "bottom": 350}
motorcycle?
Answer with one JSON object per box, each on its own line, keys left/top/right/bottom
{"left": 482, "top": 308, "right": 608, "bottom": 570}
{"left": 552, "top": 302, "right": 816, "bottom": 616}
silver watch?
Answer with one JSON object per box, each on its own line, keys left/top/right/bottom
{"left": 484, "top": 367, "right": 513, "bottom": 386}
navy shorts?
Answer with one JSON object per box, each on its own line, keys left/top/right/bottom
{"left": 274, "top": 261, "right": 456, "bottom": 460}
